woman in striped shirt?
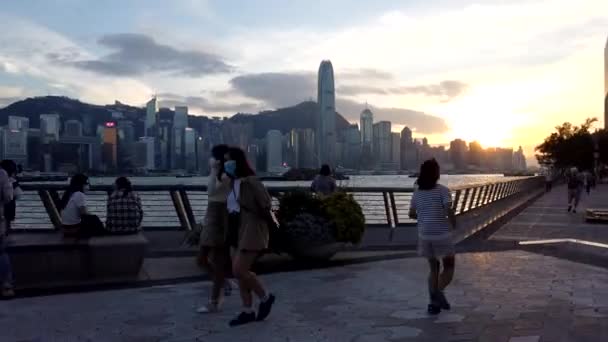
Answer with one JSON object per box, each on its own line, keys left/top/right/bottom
{"left": 409, "top": 159, "right": 456, "bottom": 315}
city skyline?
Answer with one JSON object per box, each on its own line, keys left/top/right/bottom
{"left": 0, "top": 0, "right": 607, "bottom": 159}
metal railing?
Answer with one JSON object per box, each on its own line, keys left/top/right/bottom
{"left": 15, "top": 177, "right": 544, "bottom": 231}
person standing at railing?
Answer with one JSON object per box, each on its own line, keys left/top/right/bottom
{"left": 224, "top": 146, "right": 275, "bottom": 327}
{"left": 0, "top": 162, "right": 14, "bottom": 298}
{"left": 311, "top": 164, "right": 336, "bottom": 197}
{"left": 196, "top": 144, "right": 235, "bottom": 314}
{"left": 105, "top": 177, "right": 143, "bottom": 234}
{"left": 409, "top": 159, "right": 457, "bottom": 315}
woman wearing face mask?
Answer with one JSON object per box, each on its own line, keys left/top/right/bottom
{"left": 224, "top": 147, "right": 275, "bottom": 327}
{"left": 196, "top": 144, "right": 235, "bottom": 313}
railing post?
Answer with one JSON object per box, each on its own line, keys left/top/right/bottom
{"left": 487, "top": 184, "right": 497, "bottom": 203}
{"left": 476, "top": 185, "right": 486, "bottom": 207}
{"left": 382, "top": 192, "right": 394, "bottom": 228}
{"left": 170, "top": 190, "right": 191, "bottom": 230}
{"left": 468, "top": 187, "right": 478, "bottom": 210}
{"left": 389, "top": 191, "right": 399, "bottom": 227}
{"left": 39, "top": 190, "right": 62, "bottom": 229}
{"left": 452, "top": 190, "right": 462, "bottom": 214}
{"left": 497, "top": 183, "right": 506, "bottom": 200}
{"left": 179, "top": 189, "right": 196, "bottom": 228}
{"left": 460, "top": 188, "right": 471, "bottom": 213}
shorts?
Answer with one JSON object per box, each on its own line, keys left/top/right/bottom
{"left": 418, "top": 236, "right": 455, "bottom": 259}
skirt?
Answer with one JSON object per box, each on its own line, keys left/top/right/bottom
{"left": 199, "top": 201, "right": 229, "bottom": 247}
{"left": 418, "top": 236, "right": 455, "bottom": 259}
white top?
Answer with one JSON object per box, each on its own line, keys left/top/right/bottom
{"left": 61, "top": 191, "right": 87, "bottom": 225}
{"left": 227, "top": 180, "right": 241, "bottom": 213}
{"left": 410, "top": 184, "right": 452, "bottom": 240}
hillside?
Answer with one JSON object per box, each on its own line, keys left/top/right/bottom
{"left": 0, "top": 97, "right": 350, "bottom": 138}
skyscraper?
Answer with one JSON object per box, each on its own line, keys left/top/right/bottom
{"left": 373, "top": 121, "right": 392, "bottom": 168}
{"left": 145, "top": 97, "right": 158, "bottom": 135}
{"left": 360, "top": 108, "right": 374, "bottom": 169}
{"left": 102, "top": 122, "right": 118, "bottom": 170}
{"left": 40, "top": 114, "right": 60, "bottom": 143}
{"left": 317, "top": 60, "right": 336, "bottom": 166}
{"left": 345, "top": 124, "right": 361, "bottom": 170}
{"left": 400, "top": 127, "right": 417, "bottom": 171}
{"left": 391, "top": 132, "right": 401, "bottom": 168}
{"left": 174, "top": 106, "right": 188, "bottom": 129}
{"left": 266, "top": 130, "right": 283, "bottom": 174}
{"left": 184, "top": 127, "right": 197, "bottom": 172}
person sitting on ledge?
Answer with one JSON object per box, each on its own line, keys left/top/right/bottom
{"left": 311, "top": 164, "right": 337, "bottom": 196}
{"left": 105, "top": 177, "right": 143, "bottom": 234}
{"left": 60, "top": 174, "right": 105, "bottom": 237}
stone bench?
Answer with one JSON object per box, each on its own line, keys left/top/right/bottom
{"left": 6, "top": 232, "right": 148, "bottom": 289}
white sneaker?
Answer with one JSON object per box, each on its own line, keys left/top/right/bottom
{"left": 196, "top": 302, "right": 220, "bottom": 314}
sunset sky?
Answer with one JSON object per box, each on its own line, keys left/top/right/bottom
{"left": 0, "top": 0, "right": 607, "bottom": 162}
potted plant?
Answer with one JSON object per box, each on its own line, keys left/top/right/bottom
{"left": 277, "top": 190, "right": 365, "bottom": 260}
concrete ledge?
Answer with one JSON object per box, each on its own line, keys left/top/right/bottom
{"left": 7, "top": 232, "right": 148, "bottom": 289}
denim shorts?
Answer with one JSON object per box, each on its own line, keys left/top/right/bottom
{"left": 418, "top": 237, "right": 455, "bottom": 259}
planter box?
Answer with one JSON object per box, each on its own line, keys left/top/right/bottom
{"left": 287, "top": 241, "right": 342, "bottom": 261}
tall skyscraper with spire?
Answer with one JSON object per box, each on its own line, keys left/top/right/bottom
{"left": 317, "top": 60, "right": 336, "bottom": 166}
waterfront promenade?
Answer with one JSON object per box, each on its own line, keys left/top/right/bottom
{"left": 2, "top": 185, "right": 608, "bottom": 341}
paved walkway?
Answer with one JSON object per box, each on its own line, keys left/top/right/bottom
{"left": 2, "top": 250, "right": 608, "bottom": 341}
{"left": 3, "top": 185, "right": 608, "bottom": 341}
{"left": 491, "top": 185, "right": 608, "bottom": 243}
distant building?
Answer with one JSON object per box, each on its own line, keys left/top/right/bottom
{"left": 468, "top": 141, "right": 484, "bottom": 167}
{"left": 391, "top": 132, "right": 401, "bottom": 168}
{"left": 513, "top": 146, "right": 527, "bottom": 171}
{"left": 174, "top": 106, "right": 188, "bottom": 130}
{"left": 360, "top": 108, "right": 374, "bottom": 169}
{"left": 134, "top": 137, "right": 155, "bottom": 171}
{"left": 55, "top": 136, "right": 100, "bottom": 172}
{"left": 40, "top": 114, "right": 60, "bottom": 143}
{"left": 117, "top": 120, "right": 135, "bottom": 169}
{"left": 8, "top": 116, "right": 29, "bottom": 131}
{"left": 344, "top": 124, "right": 361, "bottom": 170}
{"left": 184, "top": 127, "right": 197, "bottom": 172}
{"left": 0, "top": 128, "right": 28, "bottom": 167}
{"left": 27, "top": 128, "right": 42, "bottom": 170}
{"left": 288, "top": 128, "right": 316, "bottom": 169}
{"left": 266, "top": 130, "right": 283, "bottom": 173}
{"left": 102, "top": 122, "right": 118, "bottom": 170}
{"left": 317, "top": 60, "right": 336, "bottom": 166}
{"left": 373, "top": 121, "right": 392, "bottom": 168}
{"left": 145, "top": 97, "right": 158, "bottom": 136}
{"left": 246, "top": 144, "right": 260, "bottom": 172}
{"left": 449, "top": 139, "right": 468, "bottom": 170}
{"left": 400, "top": 127, "right": 418, "bottom": 171}
{"left": 64, "top": 120, "right": 83, "bottom": 137}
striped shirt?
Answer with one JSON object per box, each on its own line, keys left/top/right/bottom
{"left": 410, "top": 184, "right": 452, "bottom": 240}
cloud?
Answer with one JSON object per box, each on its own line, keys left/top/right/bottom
{"left": 54, "top": 33, "right": 233, "bottom": 77}
{"left": 337, "top": 80, "right": 468, "bottom": 101}
{"left": 158, "top": 92, "right": 261, "bottom": 114}
{"left": 228, "top": 71, "right": 449, "bottom": 134}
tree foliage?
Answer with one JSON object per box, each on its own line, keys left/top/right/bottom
{"left": 535, "top": 118, "right": 598, "bottom": 170}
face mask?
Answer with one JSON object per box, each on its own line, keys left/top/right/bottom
{"left": 224, "top": 160, "right": 237, "bottom": 177}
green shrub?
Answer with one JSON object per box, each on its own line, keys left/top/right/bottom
{"left": 321, "top": 192, "right": 366, "bottom": 244}
{"left": 282, "top": 213, "right": 335, "bottom": 246}
{"left": 276, "top": 190, "right": 323, "bottom": 227}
